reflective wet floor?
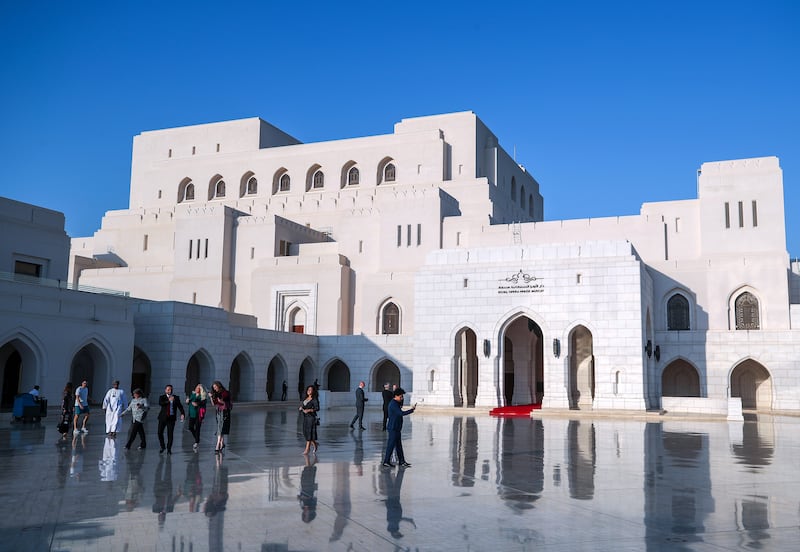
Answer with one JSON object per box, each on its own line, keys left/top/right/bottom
{"left": 1, "top": 405, "right": 798, "bottom": 551}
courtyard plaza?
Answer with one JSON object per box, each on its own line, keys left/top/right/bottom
{"left": 0, "top": 402, "right": 798, "bottom": 552}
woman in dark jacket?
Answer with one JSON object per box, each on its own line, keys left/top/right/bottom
{"left": 210, "top": 381, "right": 232, "bottom": 454}
{"left": 299, "top": 385, "right": 319, "bottom": 455}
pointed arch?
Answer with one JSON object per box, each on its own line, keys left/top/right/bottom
{"left": 453, "top": 326, "right": 478, "bottom": 407}
{"left": 272, "top": 168, "right": 290, "bottom": 195}
{"left": 323, "top": 357, "right": 350, "bottom": 391}
{"left": 131, "top": 346, "right": 152, "bottom": 398}
{"left": 568, "top": 324, "right": 594, "bottom": 409}
{"left": 306, "top": 164, "right": 324, "bottom": 191}
{"left": 240, "top": 171, "right": 257, "bottom": 197}
{"left": 730, "top": 358, "right": 772, "bottom": 410}
{"left": 266, "top": 354, "right": 288, "bottom": 401}
{"left": 298, "top": 357, "right": 316, "bottom": 400}
{"left": 341, "top": 161, "right": 359, "bottom": 188}
{"left": 661, "top": 358, "right": 700, "bottom": 397}
{"left": 230, "top": 351, "right": 255, "bottom": 401}
{"left": 178, "top": 177, "right": 195, "bottom": 203}
{"left": 377, "top": 298, "right": 401, "bottom": 335}
{"left": 184, "top": 348, "right": 214, "bottom": 397}
{"left": 70, "top": 338, "right": 114, "bottom": 404}
{"left": 0, "top": 330, "right": 46, "bottom": 409}
{"left": 370, "top": 357, "right": 401, "bottom": 392}
{"left": 665, "top": 290, "right": 692, "bottom": 330}
{"left": 209, "top": 174, "right": 226, "bottom": 200}
{"left": 377, "top": 156, "right": 396, "bottom": 185}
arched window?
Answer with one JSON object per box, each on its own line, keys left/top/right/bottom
{"left": 246, "top": 176, "right": 258, "bottom": 195}
{"left": 511, "top": 176, "right": 517, "bottom": 200}
{"left": 520, "top": 186, "right": 526, "bottom": 209}
{"left": 279, "top": 173, "right": 290, "bottom": 192}
{"left": 313, "top": 170, "right": 324, "bottom": 189}
{"left": 667, "top": 294, "right": 690, "bottom": 330}
{"left": 384, "top": 163, "right": 396, "bottom": 183}
{"left": 735, "top": 292, "right": 760, "bottom": 330}
{"left": 214, "top": 178, "right": 226, "bottom": 198}
{"left": 528, "top": 194, "right": 534, "bottom": 217}
{"left": 183, "top": 182, "right": 195, "bottom": 201}
{"left": 347, "top": 166, "right": 360, "bottom": 186}
{"left": 381, "top": 302, "right": 400, "bottom": 334}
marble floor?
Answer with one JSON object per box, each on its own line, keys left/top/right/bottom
{"left": 1, "top": 404, "right": 798, "bottom": 552}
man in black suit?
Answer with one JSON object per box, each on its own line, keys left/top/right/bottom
{"left": 381, "top": 383, "right": 393, "bottom": 431}
{"left": 157, "top": 384, "right": 185, "bottom": 454}
{"left": 349, "top": 381, "right": 368, "bottom": 430}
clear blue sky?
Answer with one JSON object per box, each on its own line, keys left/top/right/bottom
{"left": 1, "top": 1, "right": 798, "bottom": 257}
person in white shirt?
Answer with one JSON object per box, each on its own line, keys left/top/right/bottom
{"left": 102, "top": 380, "right": 128, "bottom": 437}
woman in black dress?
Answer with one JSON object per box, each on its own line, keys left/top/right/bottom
{"left": 59, "top": 382, "right": 74, "bottom": 439}
{"left": 210, "top": 380, "right": 232, "bottom": 454}
{"left": 299, "top": 385, "right": 319, "bottom": 455}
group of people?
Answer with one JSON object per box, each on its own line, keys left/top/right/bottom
{"left": 301, "top": 380, "right": 417, "bottom": 469}
{"left": 58, "top": 380, "right": 233, "bottom": 455}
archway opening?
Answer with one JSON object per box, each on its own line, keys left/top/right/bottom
{"left": 568, "top": 325, "right": 594, "bottom": 409}
{"left": 0, "top": 346, "right": 22, "bottom": 409}
{"left": 454, "top": 328, "right": 478, "bottom": 407}
{"left": 266, "top": 357, "right": 287, "bottom": 401}
{"left": 326, "top": 360, "right": 350, "bottom": 392}
{"left": 661, "top": 359, "right": 700, "bottom": 397}
{"left": 502, "top": 317, "right": 544, "bottom": 406}
{"left": 372, "top": 359, "right": 400, "bottom": 391}
{"left": 70, "top": 343, "right": 109, "bottom": 405}
{"left": 131, "top": 347, "right": 152, "bottom": 398}
{"left": 731, "top": 359, "right": 772, "bottom": 410}
{"left": 298, "top": 357, "right": 315, "bottom": 400}
{"left": 184, "top": 351, "right": 213, "bottom": 398}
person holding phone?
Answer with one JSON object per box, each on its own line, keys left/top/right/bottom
{"left": 381, "top": 387, "right": 416, "bottom": 468}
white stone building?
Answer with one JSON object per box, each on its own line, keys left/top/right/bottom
{"left": 2, "top": 111, "right": 798, "bottom": 415}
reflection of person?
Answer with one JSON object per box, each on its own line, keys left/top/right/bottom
{"left": 69, "top": 432, "right": 86, "bottom": 481}
{"left": 381, "top": 383, "right": 393, "bottom": 431}
{"left": 102, "top": 380, "right": 128, "bottom": 437}
{"left": 121, "top": 388, "right": 149, "bottom": 450}
{"left": 73, "top": 380, "right": 90, "bottom": 433}
{"left": 210, "top": 381, "right": 232, "bottom": 454}
{"left": 124, "top": 447, "right": 145, "bottom": 511}
{"left": 381, "top": 468, "right": 415, "bottom": 538}
{"left": 349, "top": 381, "right": 368, "bottom": 430}
{"left": 185, "top": 453, "right": 203, "bottom": 512}
{"left": 300, "top": 385, "right": 319, "bottom": 455}
{"left": 281, "top": 380, "right": 288, "bottom": 401}
{"left": 56, "top": 438, "right": 70, "bottom": 487}
{"left": 152, "top": 456, "right": 181, "bottom": 528}
{"left": 298, "top": 454, "right": 318, "bottom": 523}
{"left": 205, "top": 453, "right": 229, "bottom": 552}
{"left": 157, "top": 385, "right": 185, "bottom": 455}
{"left": 186, "top": 384, "right": 208, "bottom": 452}
{"left": 99, "top": 436, "right": 119, "bottom": 481}
{"left": 59, "top": 382, "right": 74, "bottom": 439}
{"left": 382, "top": 387, "right": 416, "bottom": 468}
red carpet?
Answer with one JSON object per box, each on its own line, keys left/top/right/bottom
{"left": 489, "top": 404, "right": 541, "bottom": 417}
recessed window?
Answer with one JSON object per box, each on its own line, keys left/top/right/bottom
{"left": 384, "top": 163, "right": 396, "bottom": 183}
{"left": 158, "top": 190, "right": 162, "bottom": 199}
{"left": 250, "top": 247, "right": 255, "bottom": 259}
{"left": 417, "top": 224, "right": 421, "bottom": 246}
{"left": 381, "top": 302, "right": 400, "bottom": 334}
{"left": 735, "top": 292, "right": 760, "bottom": 330}
{"left": 738, "top": 201, "right": 744, "bottom": 228}
{"left": 168, "top": 149, "right": 172, "bottom": 158}
{"left": 511, "top": 177, "right": 517, "bottom": 200}
{"left": 396, "top": 225, "right": 402, "bottom": 247}
{"left": 214, "top": 178, "right": 226, "bottom": 198}
{"left": 183, "top": 182, "right": 195, "bottom": 202}
{"left": 279, "top": 173, "right": 290, "bottom": 192}
{"left": 724, "top": 202, "right": 730, "bottom": 228}
{"left": 752, "top": 201, "right": 758, "bottom": 227}
{"left": 313, "top": 170, "right": 324, "bottom": 189}
{"left": 246, "top": 176, "right": 258, "bottom": 195}
{"left": 143, "top": 234, "right": 149, "bottom": 252}
{"left": 216, "top": 143, "right": 220, "bottom": 152}
{"left": 667, "top": 294, "right": 690, "bottom": 330}
{"left": 347, "top": 167, "right": 360, "bottom": 186}
{"left": 14, "top": 260, "right": 41, "bottom": 278}
{"left": 521, "top": 186, "right": 526, "bottom": 209}
{"left": 192, "top": 146, "right": 196, "bottom": 155}
{"left": 358, "top": 240, "right": 363, "bottom": 253}
{"left": 463, "top": 278, "right": 469, "bottom": 288}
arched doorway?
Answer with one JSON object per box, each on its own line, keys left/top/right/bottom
{"left": 266, "top": 356, "right": 287, "bottom": 401}
{"left": 326, "top": 359, "right": 350, "bottom": 392}
{"left": 568, "top": 325, "right": 594, "bottom": 409}
{"left": 502, "top": 317, "right": 543, "bottom": 406}
{"left": 661, "top": 359, "right": 700, "bottom": 397}
{"left": 730, "top": 359, "right": 772, "bottom": 410}
{"left": 131, "top": 347, "right": 151, "bottom": 398}
{"left": 0, "top": 346, "right": 22, "bottom": 409}
{"left": 454, "top": 328, "right": 478, "bottom": 407}
{"left": 70, "top": 343, "right": 110, "bottom": 405}
{"left": 0, "top": 335, "right": 40, "bottom": 408}
{"left": 184, "top": 350, "right": 213, "bottom": 398}
{"left": 372, "top": 359, "right": 400, "bottom": 391}
{"left": 298, "top": 357, "right": 315, "bottom": 400}
{"left": 229, "top": 352, "right": 255, "bottom": 402}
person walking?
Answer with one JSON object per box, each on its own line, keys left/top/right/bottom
{"left": 381, "top": 383, "right": 393, "bottom": 431}
{"left": 349, "top": 381, "right": 368, "bottom": 430}
{"left": 73, "top": 380, "right": 90, "bottom": 433}
{"left": 186, "top": 384, "right": 208, "bottom": 452}
{"left": 102, "top": 380, "right": 128, "bottom": 437}
{"left": 281, "top": 380, "right": 288, "bottom": 401}
{"left": 299, "top": 385, "right": 319, "bottom": 455}
{"left": 121, "top": 388, "right": 149, "bottom": 450}
{"left": 210, "top": 381, "right": 232, "bottom": 454}
{"left": 382, "top": 387, "right": 416, "bottom": 468}
{"left": 157, "top": 384, "right": 185, "bottom": 454}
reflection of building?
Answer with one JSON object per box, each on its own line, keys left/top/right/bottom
{"left": 2, "top": 111, "right": 800, "bottom": 414}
